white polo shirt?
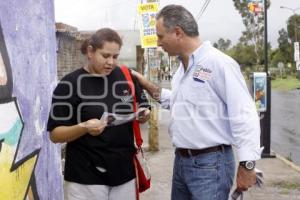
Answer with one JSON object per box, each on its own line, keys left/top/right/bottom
{"left": 160, "top": 41, "right": 262, "bottom": 161}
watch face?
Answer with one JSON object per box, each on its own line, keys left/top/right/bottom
{"left": 245, "top": 161, "right": 255, "bottom": 169}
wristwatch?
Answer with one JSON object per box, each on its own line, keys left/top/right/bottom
{"left": 239, "top": 161, "right": 256, "bottom": 170}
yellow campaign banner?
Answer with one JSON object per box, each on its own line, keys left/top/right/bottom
{"left": 138, "top": 3, "right": 159, "bottom": 48}
{"left": 138, "top": 3, "right": 159, "bottom": 14}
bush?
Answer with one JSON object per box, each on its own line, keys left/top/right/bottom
{"left": 244, "top": 67, "right": 252, "bottom": 80}
{"left": 282, "top": 74, "right": 288, "bottom": 79}
{"left": 270, "top": 73, "right": 277, "bottom": 80}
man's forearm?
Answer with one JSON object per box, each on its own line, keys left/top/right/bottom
{"left": 133, "top": 71, "right": 161, "bottom": 101}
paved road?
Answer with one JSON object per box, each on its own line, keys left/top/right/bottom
{"left": 271, "top": 89, "right": 300, "bottom": 165}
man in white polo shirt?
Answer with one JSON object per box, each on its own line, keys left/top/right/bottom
{"left": 132, "top": 4, "right": 262, "bottom": 200}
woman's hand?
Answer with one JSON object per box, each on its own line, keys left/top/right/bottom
{"left": 137, "top": 108, "right": 151, "bottom": 124}
{"left": 79, "top": 118, "right": 107, "bottom": 136}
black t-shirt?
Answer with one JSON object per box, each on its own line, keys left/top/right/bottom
{"left": 47, "top": 67, "right": 149, "bottom": 186}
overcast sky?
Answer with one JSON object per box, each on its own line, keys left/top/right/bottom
{"left": 55, "top": 0, "right": 300, "bottom": 48}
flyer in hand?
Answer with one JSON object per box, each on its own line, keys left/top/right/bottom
{"left": 100, "top": 108, "right": 147, "bottom": 126}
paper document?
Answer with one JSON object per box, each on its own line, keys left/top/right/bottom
{"left": 231, "top": 168, "right": 264, "bottom": 200}
{"left": 100, "top": 108, "right": 147, "bottom": 127}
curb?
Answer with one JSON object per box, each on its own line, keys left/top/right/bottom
{"left": 275, "top": 152, "right": 300, "bottom": 173}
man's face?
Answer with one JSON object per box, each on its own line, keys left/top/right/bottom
{"left": 156, "top": 18, "right": 179, "bottom": 56}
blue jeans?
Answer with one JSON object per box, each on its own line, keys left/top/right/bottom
{"left": 171, "top": 146, "right": 235, "bottom": 200}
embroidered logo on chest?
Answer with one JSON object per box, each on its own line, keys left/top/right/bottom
{"left": 193, "top": 65, "right": 212, "bottom": 83}
{"left": 121, "top": 89, "right": 132, "bottom": 103}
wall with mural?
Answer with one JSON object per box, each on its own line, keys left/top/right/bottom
{"left": 0, "top": 0, "right": 62, "bottom": 199}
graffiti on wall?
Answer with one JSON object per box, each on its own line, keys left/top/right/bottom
{"left": 0, "top": 23, "right": 12, "bottom": 99}
{"left": 0, "top": 23, "right": 40, "bottom": 200}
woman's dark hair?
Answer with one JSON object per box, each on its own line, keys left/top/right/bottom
{"left": 80, "top": 28, "right": 122, "bottom": 54}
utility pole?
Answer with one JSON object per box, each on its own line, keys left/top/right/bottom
{"left": 138, "top": 0, "right": 160, "bottom": 151}
{"left": 147, "top": 0, "right": 159, "bottom": 151}
{"left": 260, "top": 0, "right": 275, "bottom": 158}
{"left": 148, "top": 49, "right": 159, "bottom": 151}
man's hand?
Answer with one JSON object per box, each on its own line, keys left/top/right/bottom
{"left": 79, "top": 118, "right": 107, "bottom": 136}
{"left": 137, "top": 108, "right": 151, "bottom": 124}
{"left": 130, "top": 70, "right": 142, "bottom": 80}
{"left": 236, "top": 165, "right": 256, "bottom": 192}
{"left": 131, "top": 70, "right": 161, "bottom": 101}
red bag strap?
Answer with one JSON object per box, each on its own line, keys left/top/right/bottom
{"left": 120, "top": 65, "right": 143, "bottom": 147}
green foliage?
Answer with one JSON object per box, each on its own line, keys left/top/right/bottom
{"left": 287, "top": 14, "right": 300, "bottom": 43}
{"left": 272, "top": 76, "right": 300, "bottom": 90}
{"left": 229, "top": 43, "right": 256, "bottom": 66}
{"left": 213, "top": 38, "right": 232, "bottom": 51}
{"left": 272, "top": 180, "right": 300, "bottom": 190}
{"left": 232, "top": 0, "right": 270, "bottom": 66}
{"left": 243, "top": 67, "right": 252, "bottom": 80}
{"left": 270, "top": 16, "right": 300, "bottom": 73}
{"left": 278, "top": 29, "right": 291, "bottom": 52}
{"left": 270, "top": 49, "right": 287, "bottom": 68}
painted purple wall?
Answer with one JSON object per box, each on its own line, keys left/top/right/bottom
{"left": 0, "top": 0, "right": 62, "bottom": 199}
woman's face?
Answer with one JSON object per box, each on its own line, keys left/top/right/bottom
{"left": 87, "top": 41, "right": 120, "bottom": 75}
{"left": 0, "top": 53, "right": 7, "bottom": 85}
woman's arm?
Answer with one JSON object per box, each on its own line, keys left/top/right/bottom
{"left": 50, "top": 119, "right": 107, "bottom": 143}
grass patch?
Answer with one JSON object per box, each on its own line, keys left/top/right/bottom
{"left": 272, "top": 181, "right": 300, "bottom": 190}
{"left": 279, "top": 190, "right": 290, "bottom": 195}
{"left": 272, "top": 77, "right": 300, "bottom": 91}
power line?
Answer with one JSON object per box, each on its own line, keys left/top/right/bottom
{"left": 196, "top": 0, "right": 211, "bottom": 22}
{"left": 197, "top": 0, "right": 211, "bottom": 21}
{"left": 196, "top": 0, "right": 208, "bottom": 20}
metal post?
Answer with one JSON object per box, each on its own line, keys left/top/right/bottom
{"left": 261, "top": 0, "right": 275, "bottom": 158}
{"left": 294, "top": 13, "right": 300, "bottom": 79}
{"left": 294, "top": 17, "right": 298, "bottom": 42}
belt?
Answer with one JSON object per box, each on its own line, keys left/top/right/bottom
{"left": 176, "top": 145, "right": 231, "bottom": 157}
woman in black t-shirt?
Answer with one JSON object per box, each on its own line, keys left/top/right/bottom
{"left": 47, "top": 28, "right": 150, "bottom": 200}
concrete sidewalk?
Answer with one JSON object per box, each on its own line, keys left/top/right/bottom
{"left": 139, "top": 109, "right": 300, "bottom": 200}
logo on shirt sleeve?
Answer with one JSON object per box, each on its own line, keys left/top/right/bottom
{"left": 193, "top": 65, "right": 212, "bottom": 83}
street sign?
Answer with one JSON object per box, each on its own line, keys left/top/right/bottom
{"left": 297, "top": 61, "right": 300, "bottom": 71}
{"left": 277, "top": 62, "right": 284, "bottom": 79}
{"left": 137, "top": 2, "right": 159, "bottom": 48}
{"left": 277, "top": 62, "right": 284, "bottom": 70}
{"left": 294, "top": 42, "right": 299, "bottom": 61}
{"left": 253, "top": 72, "right": 267, "bottom": 112}
{"left": 248, "top": 1, "right": 263, "bottom": 15}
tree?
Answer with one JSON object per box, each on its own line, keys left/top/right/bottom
{"left": 229, "top": 42, "right": 256, "bottom": 67}
{"left": 270, "top": 49, "right": 287, "bottom": 69}
{"left": 287, "top": 14, "right": 300, "bottom": 43}
{"left": 286, "top": 15, "right": 300, "bottom": 76}
{"left": 213, "top": 38, "right": 232, "bottom": 52}
{"left": 276, "top": 28, "right": 292, "bottom": 65}
{"left": 233, "top": 0, "right": 270, "bottom": 66}
{"left": 273, "top": 15, "right": 300, "bottom": 74}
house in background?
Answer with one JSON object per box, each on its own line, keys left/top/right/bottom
{"left": 55, "top": 23, "right": 142, "bottom": 79}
